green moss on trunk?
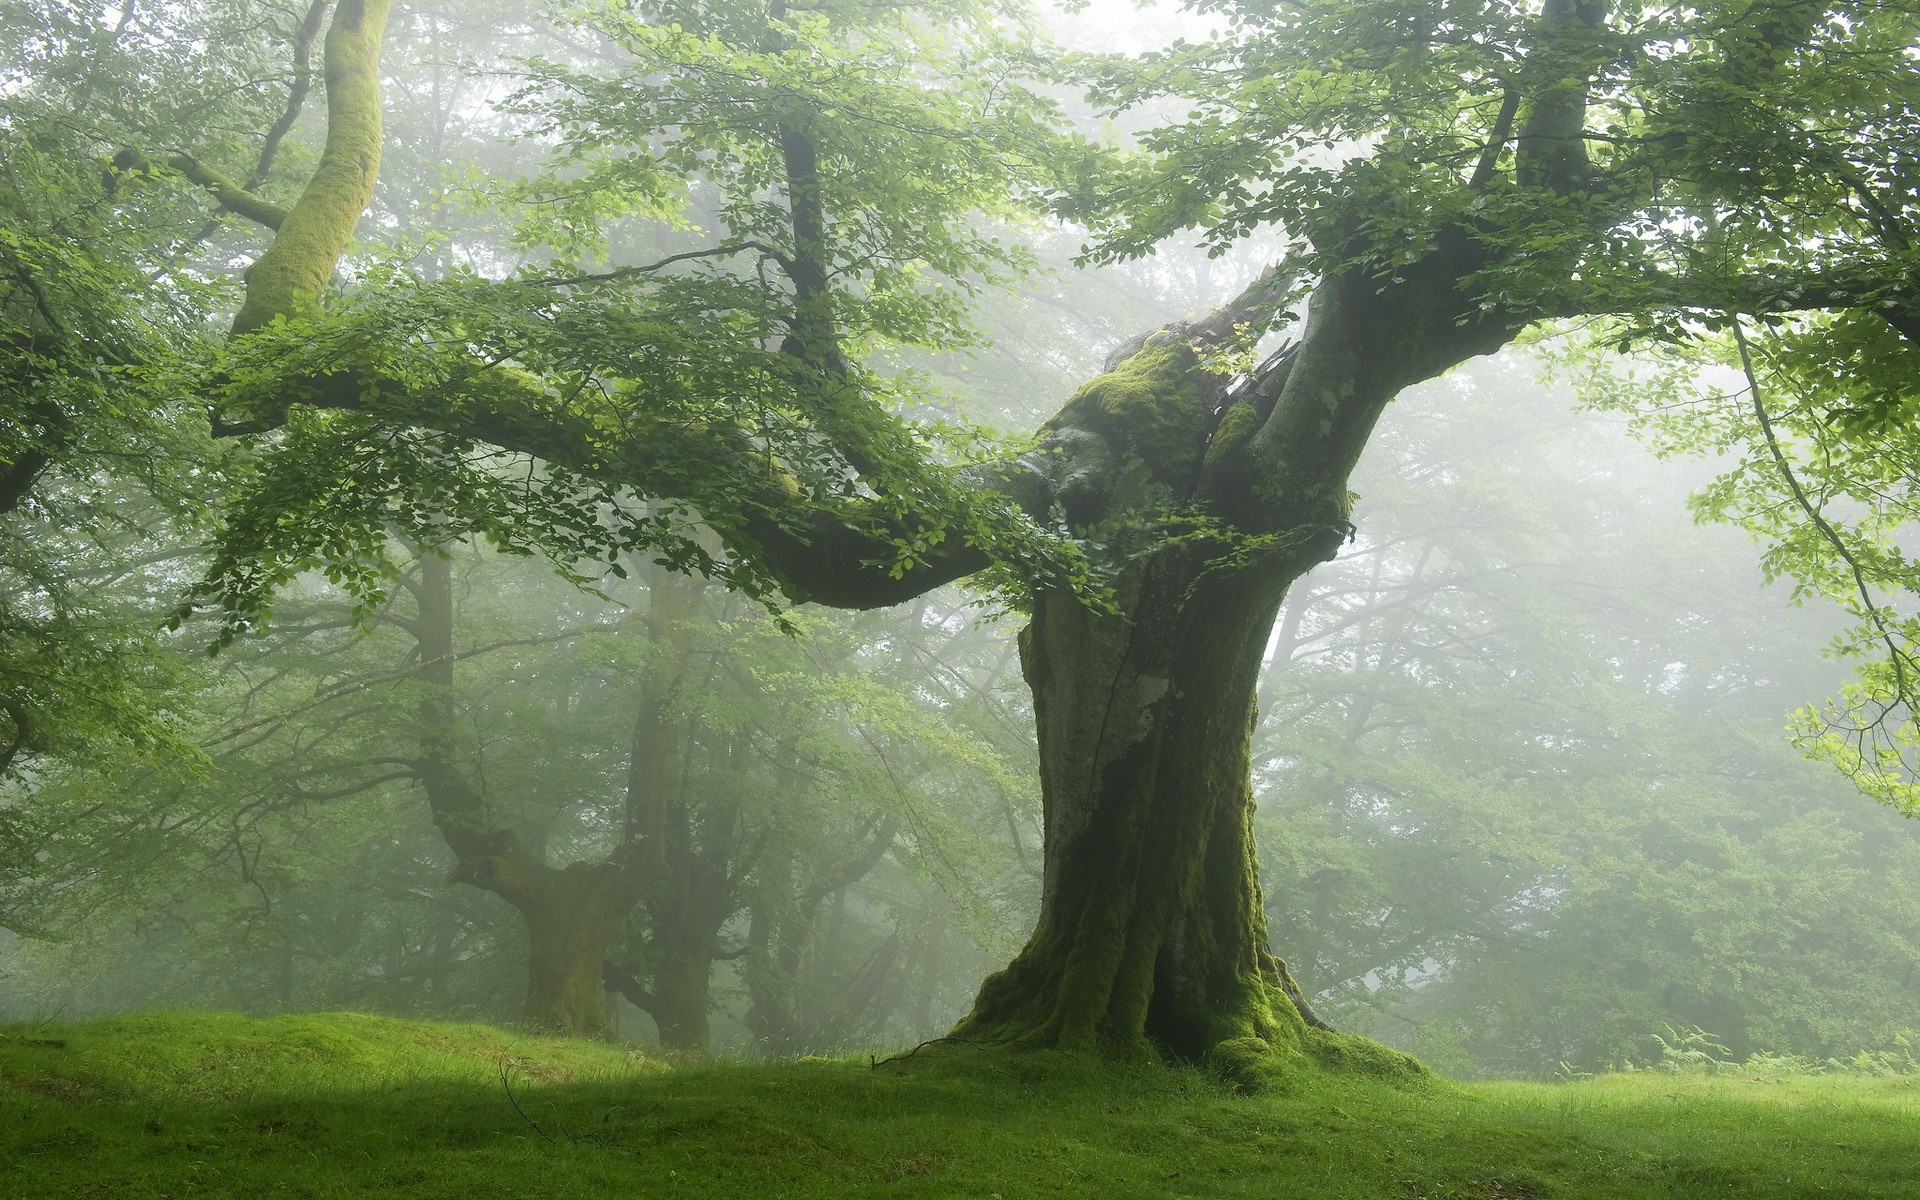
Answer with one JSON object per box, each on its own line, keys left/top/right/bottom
{"left": 956, "top": 332, "right": 1421, "bottom": 1090}
{"left": 1044, "top": 340, "right": 1212, "bottom": 490}
{"left": 232, "top": 0, "right": 390, "bottom": 334}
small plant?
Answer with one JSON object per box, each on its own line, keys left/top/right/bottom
{"left": 1623, "top": 1026, "right": 1920, "bottom": 1078}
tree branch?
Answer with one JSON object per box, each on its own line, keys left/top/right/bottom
{"left": 602, "top": 960, "right": 658, "bottom": 1014}
{"left": 1469, "top": 89, "right": 1520, "bottom": 191}
{"left": 250, "top": 0, "right": 333, "bottom": 191}
{"left": 231, "top": 0, "right": 390, "bottom": 334}
{"left": 1514, "top": 0, "right": 1606, "bottom": 191}
{"left": 164, "top": 153, "right": 289, "bottom": 230}
{"left": 1731, "top": 316, "right": 1917, "bottom": 719}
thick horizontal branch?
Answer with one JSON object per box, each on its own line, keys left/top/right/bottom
{"left": 108, "top": 148, "right": 290, "bottom": 230}
{"left": 169, "top": 155, "right": 289, "bottom": 231}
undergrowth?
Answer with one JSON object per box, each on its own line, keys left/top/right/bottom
{"left": 1588, "top": 1025, "right": 1920, "bottom": 1081}
{"left": 1, "top": 1011, "right": 1914, "bottom": 1198}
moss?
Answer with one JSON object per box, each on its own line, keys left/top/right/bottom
{"left": 1199, "top": 401, "right": 1260, "bottom": 500}
{"left": 166, "top": 156, "right": 288, "bottom": 230}
{"left": 232, "top": 0, "right": 391, "bottom": 334}
{"left": 1202, "top": 1034, "right": 1314, "bottom": 1094}
{"left": 1305, "top": 1026, "right": 1431, "bottom": 1086}
{"left": 15, "top": 1011, "right": 1920, "bottom": 1198}
{"left": 1045, "top": 339, "right": 1211, "bottom": 490}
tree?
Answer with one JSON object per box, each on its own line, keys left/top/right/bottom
{"left": 37, "top": 0, "right": 1920, "bottom": 1080}
{"left": 408, "top": 545, "right": 1022, "bottom": 1040}
{"left": 0, "top": 1, "right": 259, "bottom": 778}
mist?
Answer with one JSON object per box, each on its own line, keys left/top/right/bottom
{"left": 6, "top": 2, "right": 1920, "bottom": 1190}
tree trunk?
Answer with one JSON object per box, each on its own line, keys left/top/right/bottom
{"left": 955, "top": 549, "right": 1334, "bottom": 1082}
{"left": 516, "top": 862, "right": 633, "bottom": 1036}
{"left": 648, "top": 923, "right": 718, "bottom": 1051}
{"left": 953, "top": 265, "right": 1511, "bottom": 1084}
{"left": 413, "top": 549, "right": 642, "bottom": 1037}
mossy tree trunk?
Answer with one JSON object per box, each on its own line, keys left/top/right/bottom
{"left": 955, "top": 543, "right": 1328, "bottom": 1071}
{"left": 514, "top": 862, "right": 637, "bottom": 1037}
{"left": 198, "top": 0, "right": 1633, "bottom": 1074}
{"left": 955, "top": 259, "right": 1520, "bottom": 1078}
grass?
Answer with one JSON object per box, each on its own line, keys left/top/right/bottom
{"left": 2, "top": 1011, "right": 1916, "bottom": 1198}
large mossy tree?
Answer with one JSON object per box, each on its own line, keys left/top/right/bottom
{"left": 40, "top": 0, "right": 1920, "bottom": 1074}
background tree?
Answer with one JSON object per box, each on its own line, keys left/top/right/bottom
{"left": 1255, "top": 357, "right": 1920, "bottom": 1077}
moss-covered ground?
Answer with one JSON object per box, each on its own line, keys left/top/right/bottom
{"left": 1, "top": 1011, "right": 1914, "bottom": 1198}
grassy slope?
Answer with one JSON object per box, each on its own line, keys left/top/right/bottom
{"left": 1, "top": 1012, "right": 1915, "bottom": 1198}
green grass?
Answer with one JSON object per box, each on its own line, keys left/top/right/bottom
{"left": 2, "top": 1012, "right": 1915, "bottom": 1198}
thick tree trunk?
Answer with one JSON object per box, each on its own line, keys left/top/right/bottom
{"left": 955, "top": 550, "right": 1330, "bottom": 1081}
{"left": 953, "top": 266, "right": 1511, "bottom": 1083}
{"left": 648, "top": 931, "right": 717, "bottom": 1051}
{"left": 516, "top": 862, "right": 633, "bottom": 1036}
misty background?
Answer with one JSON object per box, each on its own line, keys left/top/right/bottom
{"left": 3, "top": 0, "right": 1916, "bottom": 1080}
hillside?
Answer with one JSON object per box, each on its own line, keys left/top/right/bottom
{"left": 1, "top": 1012, "right": 1914, "bottom": 1198}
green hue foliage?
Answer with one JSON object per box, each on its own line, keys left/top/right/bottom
{"left": 0, "top": 538, "right": 1037, "bottom": 1051}
{"left": 5, "top": 1011, "right": 1920, "bottom": 1197}
{"left": 187, "top": 0, "right": 1101, "bottom": 639}
{"left": 1067, "top": 0, "right": 1920, "bottom": 814}
{"left": 11, "top": 0, "right": 1920, "bottom": 1097}
{"left": 1254, "top": 358, "right": 1920, "bottom": 1077}
{"left": 1560, "top": 322, "right": 1920, "bottom": 814}
{"left": 0, "top": 2, "right": 261, "bottom": 777}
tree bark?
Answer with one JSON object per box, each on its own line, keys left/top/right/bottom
{"left": 516, "top": 862, "right": 634, "bottom": 1036}
{"left": 954, "top": 548, "right": 1330, "bottom": 1080}
{"left": 646, "top": 907, "right": 722, "bottom": 1051}
{"left": 952, "top": 261, "right": 1514, "bottom": 1084}
{"left": 641, "top": 800, "right": 738, "bottom": 1051}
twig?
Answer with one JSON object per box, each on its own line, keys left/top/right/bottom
{"left": 1731, "top": 316, "right": 1917, "bottom": 719}
{"left": 870, "top": 1035, "right": 981, "bottom": 1070}
{"left": 498, "top": 1061, "right": 557, "bottom": 1144}
{"left": 530, "top": 241, "right": 792, "bottom": 287}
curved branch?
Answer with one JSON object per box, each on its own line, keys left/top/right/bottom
{"left": 167, "top": 154, "right": 289, "bottom": 230}
{"left": 1468, "top": 89, "right": 1520, "bottom": 191}
{"left": 602, "top": 961, "right": 658, "bottom": 1015}
{"left": 1731, "top": 317, "right": 1918, "bottom": 717}
{"left": 250, "top": 0, "right": 333, "bottom": 191}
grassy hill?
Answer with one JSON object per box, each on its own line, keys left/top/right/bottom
{"left": 1, "top": 1011, "right": 1913, "bottom": 1198}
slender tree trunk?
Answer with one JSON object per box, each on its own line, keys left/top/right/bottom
{"left": 912, "top": 899, "right": 948, "bottom": 1035}
{"left": 413, "top": 549, "right": 641, "bottom": 1036}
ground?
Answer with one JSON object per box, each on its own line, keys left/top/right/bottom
{"left": 0, "top": 1011, "right": 1913, "bottom": 1198}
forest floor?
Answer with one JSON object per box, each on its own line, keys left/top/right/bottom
{"left": 0, "top": 1011, "right": 1913, "bottom": 1198}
